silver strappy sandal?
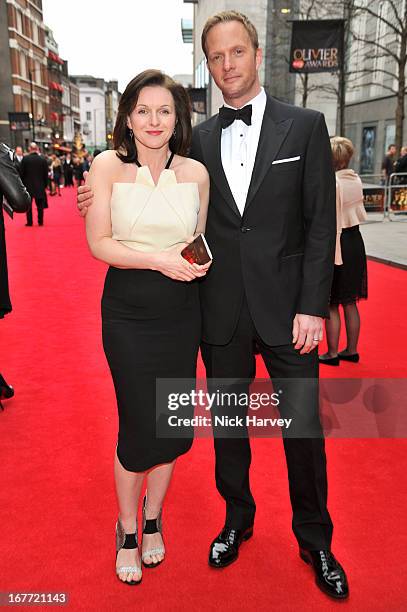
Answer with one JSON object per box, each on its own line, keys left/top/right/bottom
{"left": 141, "top": 495, "right": 165, "bottom": 568}
{"left": 116, "top": 517, "right": 142, "bottom": 585}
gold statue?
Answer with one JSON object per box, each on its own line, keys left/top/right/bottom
{"left": 73, "top": 132, "right": 86, "bottom": 159}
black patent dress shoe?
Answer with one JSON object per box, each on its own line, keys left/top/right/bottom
{"left": 209, "top": 526, "right": 253, "bottom": 568}
{"left": 300, "top": 549, "right": 349, "bottom": 599}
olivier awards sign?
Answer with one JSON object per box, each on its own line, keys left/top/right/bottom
{"left": 289, "top": 20, "right": 344, "bottom": 74}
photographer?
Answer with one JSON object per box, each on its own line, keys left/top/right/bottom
{"left": 0, "top": 143, "right": 31, "bottom": 408}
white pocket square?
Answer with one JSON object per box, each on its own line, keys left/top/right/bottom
{"left": 272, "top": 156, "right": 301, "bottom": 165}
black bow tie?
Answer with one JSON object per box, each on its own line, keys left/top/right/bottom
{"left": 219, "top": 104, "right": 252, "bottom": 129}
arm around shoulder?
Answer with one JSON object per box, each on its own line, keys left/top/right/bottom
{"left": 191, "top": 160, "right": 210, "bottom": 235}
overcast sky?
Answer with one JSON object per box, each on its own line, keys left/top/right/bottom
{"left": 41, "top": 0, "right": 194, "bottom": 91}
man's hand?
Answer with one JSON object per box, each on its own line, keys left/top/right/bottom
{"left": 77, "top": 170, "right": 93, "bottom": 216}
{"left": 292, "top": 314, "right": 323, "bottom": 355}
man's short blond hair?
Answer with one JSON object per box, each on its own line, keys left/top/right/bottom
{"left": 201, "top": 10, "right": 259, "bottom": 58}
{"left": 330, "top": 136, "right": 354, "bottom": 171}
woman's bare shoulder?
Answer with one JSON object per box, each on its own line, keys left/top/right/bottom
{"left": 90, "top": 150, "right": 121, "bottom": 170}
{"left": 175, "top": 155, "right": 209, "bottom": 184}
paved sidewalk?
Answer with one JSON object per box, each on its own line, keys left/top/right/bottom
{"left": 360, "top": 217, "right": 407, "bottom": 269}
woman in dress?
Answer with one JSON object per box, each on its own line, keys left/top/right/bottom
{"left": 319, "top": 137, "right": 367, "bottom": 366}
{"left": 63, "top": 154, "right": 74, "bottom": 187}
{"left": 85, "top": 69, "right": 210, "bottom": 585}
{"left": 51, "top": 155, "right": 63, "bottom": 196}
{"left": 73, "top": 155, "right": 85, "bottom": 187}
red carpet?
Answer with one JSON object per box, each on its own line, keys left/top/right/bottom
{"left": 1, "top": 187, "right": 406, "bottom": 611}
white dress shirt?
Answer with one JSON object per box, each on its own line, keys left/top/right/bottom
{"left": 220, "top": 87, "right": 267, "bottom": 215}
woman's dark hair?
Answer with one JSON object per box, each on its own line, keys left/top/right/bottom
{"left": 114, "top": 69, "right": 192, "bottom": 163}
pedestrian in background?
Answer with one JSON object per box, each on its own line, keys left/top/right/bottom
{"left": 20, "top": 142, "right": 49, "bottom": 226}
{"left": 63, "top": 152, "right": 74, "bottom": 186}
{"left": 395, "top": 145, "right": 407, "bottom": 185}
{"left": 51, "top": 155, "right": 63, "bottom": 196}
{"left": 14, "top": 146, "right": 24, "bottom": 172}
{"left": 320, "top": 137, "right": 368, "bottom": 366}
{"left": 73, "top": 156, "right": 85, "bottom": 186}
{"left": 381, "top": 143, "right": 396, "bottom": 184}
{"left": 47, "top": 154, "right": 56, "bottom": 196}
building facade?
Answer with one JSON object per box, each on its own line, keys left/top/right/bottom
{"left": 172, "top": 73, "right": 193, "bottom": 88}
{"left": 69, "top": 79, "right": 80, "bottom": 142}
{"left": 56, "top": 61, "right": 81, "bottom": 149}
{"left": 45, "top": 25, "right": 63, "bottom": 146}
{"left": 344, "top": 0, "right": 407, "bottom": 176}
{"left": 105, "top": 80, "right": 120, "bottom": 147}
{"left": 0, "top": 0, "right": 51, "bottom": 147}
{"left": 71, "top": 75, "right": 121, "bottom": 151}
{"left": 61, "top": 61, "right": 73, "bottom": 144}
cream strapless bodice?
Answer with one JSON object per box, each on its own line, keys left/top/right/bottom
{"left": 110, "top": 166, "right": 200, "bottom": 252}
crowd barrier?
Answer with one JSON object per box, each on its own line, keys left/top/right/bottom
{"left": 387, "top": 173, "right": 407, "bottom": 222}
{"left": 360, "top": 172, "right": 407, "bottom": 223}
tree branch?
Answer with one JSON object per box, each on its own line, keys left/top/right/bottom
{"left": 351, "top": 34, "right": 400, "bottom": 62}
{"left": 351, "top": 81, "right": 399, "bottom": 95}
{"left": 387, "top": 0, "right": 406, "bottom": 33}
{"left": 352, "top": 3, "right": 402, "bottom": 36}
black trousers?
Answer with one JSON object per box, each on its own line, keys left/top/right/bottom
{"left": 201, "top": 296, "right": 333, "bottom": 551}
{"left": 26, "top": 196, "right": 46, "bottom": 225}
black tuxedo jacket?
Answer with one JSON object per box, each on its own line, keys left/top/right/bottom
{"left": 190, "top": 95, "right": 336, "bottom": 346}
{"left": 20, "top": 152, "right": 48, "bottom": 199}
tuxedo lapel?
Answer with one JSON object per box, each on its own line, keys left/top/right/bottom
{"left": 244, "top": 101, "right": 293, "bottom": 212}
{"left": 199, "top": 118, "right": 241, "bottom": 218}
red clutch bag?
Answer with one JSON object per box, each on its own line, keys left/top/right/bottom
{"left": 181, "top": 233, "right": 213, "bottom": 265}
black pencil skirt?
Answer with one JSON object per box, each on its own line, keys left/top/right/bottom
{"left": 330, "top": 225, "right": 368, "bottom": 306}
{"left": 101, "top": 266, "right": 201, "bottom": 472}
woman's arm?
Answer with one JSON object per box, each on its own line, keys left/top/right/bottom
{"left": 85, "top": 152, "right": 202, "bottom": 281}
{"left": 334, "top": 177, "right": 343, "bottom": 266}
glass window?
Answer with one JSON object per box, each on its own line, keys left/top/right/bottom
{"left": 20, "top": 53, "right": 27, "bottom": 79}
{"left": 360, "top": 126, "right": 376, "bottom": 175}
{"left": 25, "top": 17, "right": 31, "bottom": 39}
{"left": 86, "top": 96, "right": 91, "bottom": 103}
{"left": 16, "top": 10, "right": 23, "bottom": 33}
{"left": 384, "top": 124, "right": 395, "bottom": 153}
{"left": 86, "top": 111, "right": 92, "bottom": 121}
{"left": 22, "top": 96, "right": 30, "bottom": 112}
{"left": 35, "top": 61, "right": 41, "bottom": 84}
{"left": 33, "top": 23, "right": 39, "bottom": 45}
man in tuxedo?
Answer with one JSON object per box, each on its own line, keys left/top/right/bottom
{"left": 20, "top": 142, "right": 48, "bottom": 226}
{"left": 76, "top": 11, "right": 348, "bottom": 599}
{"left": 14, "top": 146, "right": 24, "bottom": 173}
{"left": 190, "top": 12, "right": 347, "bottom": 599}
